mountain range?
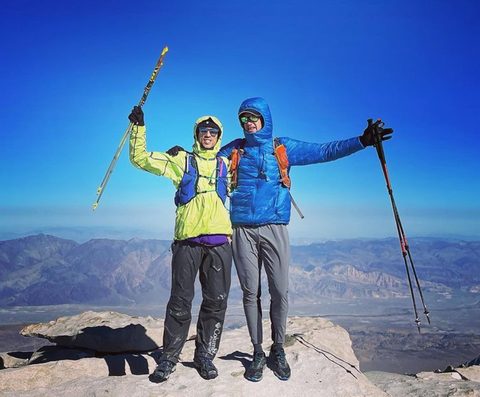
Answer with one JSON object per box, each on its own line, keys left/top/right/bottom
{"left": 1, "top": 234, "right": 479, "bottom": 307}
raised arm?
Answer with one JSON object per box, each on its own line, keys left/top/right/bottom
{"left": 128, "top": 107, "right": 186, "bottom": 185}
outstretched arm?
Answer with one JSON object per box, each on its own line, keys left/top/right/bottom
{"left": 283, "top": 136, "right": 364, "bottom": 166}
{"left": 284, "top": 119, "right": 394, "bottom": 166}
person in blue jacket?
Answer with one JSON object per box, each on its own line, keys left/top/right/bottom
{"left": 216, "top": 97, "right": 393, "bottom": 382}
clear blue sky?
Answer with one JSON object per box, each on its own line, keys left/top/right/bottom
{"left": 1, "top": 0, "right": 479, "bottom": 240}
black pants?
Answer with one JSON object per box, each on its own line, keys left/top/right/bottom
{"left": 160, "top": 241, "right": 232, "bottom": 363}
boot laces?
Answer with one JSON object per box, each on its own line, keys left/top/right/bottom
{"left": 252, "top": 352, "right": 266, "bottom": 368}
{"left": 275, "top": 349, "right": 287, "bottom": 366}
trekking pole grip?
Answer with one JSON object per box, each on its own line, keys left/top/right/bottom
{"left": 372, "top": 118, "right": 387, "bottom": 165}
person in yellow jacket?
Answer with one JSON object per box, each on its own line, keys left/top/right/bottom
{"left": 128, "top": 106, "right": 232, "bottom": 383}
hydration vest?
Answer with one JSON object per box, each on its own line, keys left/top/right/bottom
{"left": 230, "top": 138, "right": 290, "bottom": 189}
{"left": 229, "top": 138, "right": 304, "bottom": 218}
{"left": 174, "top": 154, "right": 228, "bottom": 206}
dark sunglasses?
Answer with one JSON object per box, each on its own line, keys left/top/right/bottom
{"left": 240, "top": 115, "right": 261, "bottom": 124}
{"left": 198, "top": 127, "right": 219, "bottom": 136}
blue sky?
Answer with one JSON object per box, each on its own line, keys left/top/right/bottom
{"left": 1, "top": 0, "right": 479, "bottom": 241}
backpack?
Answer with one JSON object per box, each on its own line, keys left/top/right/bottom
{"left": 229, "top": 138, "right": 304, "bottom": 218}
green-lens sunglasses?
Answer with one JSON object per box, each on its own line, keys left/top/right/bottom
{"left": 240, "top": 115, "right": 261, "bottom": 124}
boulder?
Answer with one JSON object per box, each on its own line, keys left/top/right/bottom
{"left": 20, "top": 311, "right": 164, "bottom": 353}
{"left": 455, "top": 366, "right": 480, "bottom": 382}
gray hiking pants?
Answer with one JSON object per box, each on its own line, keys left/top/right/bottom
{"left": 160, "top": 241, "right": 232, "bottom": 364}
{"left": 232, "top": 224, "right": 290, "bottom": 346}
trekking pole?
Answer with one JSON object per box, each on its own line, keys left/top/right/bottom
{"left": 93, "top": 46, "right": 169, "bottom": 210}
{"left": 372, "top": 119, "right": 430, "bottom": 333}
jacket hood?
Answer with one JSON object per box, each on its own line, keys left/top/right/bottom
{"left": 238, "top": 97, "right": 273, "bottom": 146}
{"left": 192, "top": 115, "right": 223, "bottom": 158}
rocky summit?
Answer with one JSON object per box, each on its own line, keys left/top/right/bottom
{"left": 0, "top": 311, "right": 479, "bottom": 396}
{"left": 1, "top": 312, "right": 386, "bottom": 397}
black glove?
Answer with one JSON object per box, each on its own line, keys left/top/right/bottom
{"left": 128, "top": 106, "right": 145, "bottom": 126}
{"left": 166, "top": 145, "right": 185, "bottom": 156}
{"left": 360, "top": 118, "right": 394, "bottom": 147}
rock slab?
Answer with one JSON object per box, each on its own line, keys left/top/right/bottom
{"left": 366, "top": 370, "right": 480, "bottom": 397}
{"left": 1, "top": 313, "right": 388, "bottom": 397}
{"left": 20, "top": 311, "right": 164, "bottom": 353}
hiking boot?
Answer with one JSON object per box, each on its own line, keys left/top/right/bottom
{"left": 244, "top": 351, "right": 267, "bottom": 382}
{"left": 270, "top": 348, "right": 291, "bottom": 380}
{"left": 194, "top": 356, "right": 218, "bottom": 380}
{"left": 149, "top": 360, "right": 176, "bottom": 383}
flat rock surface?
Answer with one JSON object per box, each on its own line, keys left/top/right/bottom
{"left": 1, "top": 315, "right": 388, "bottom": 397}
{"left": 366, "top": 370, "right": 480, "bottom": 397}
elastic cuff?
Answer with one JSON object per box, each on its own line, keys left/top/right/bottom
{"left": 253, "top": 344, "right": 263, "bottom": 354}
{"left": 359, "top": 135, "right": 367, "bottom": 148}
{"left": 272, "top": 343, "right": 283, "bottom": 351}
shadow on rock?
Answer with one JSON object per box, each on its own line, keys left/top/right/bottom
{"left": 51, "top": 324, "right": 159, "bottom": 353}
{"left": 29, "top": 346, "right": 95, "bottom": 365}
{"left": 1, "top": 351, "right": 33, "bottom": 369}
{"left": 219, "top": 350, "right": 251, "bottom": 370}
{"left": 104, "top": 354, "right": 150, "bottom": 376}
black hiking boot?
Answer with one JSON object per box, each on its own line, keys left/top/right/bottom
{"left": 270, "top": 347, "right": 291, "bottom": 380}
{"left": 194, "top": 356, "right": 218, "bottom": 380}
{"left": 244, "top": 351, "right": 267, "bottom": 382}
{"left": 149, "top": 360, "right": 176, "bottom": 383}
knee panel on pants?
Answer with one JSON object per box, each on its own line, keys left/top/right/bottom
{"left": 242, "top": 288, "right": 262, "bottom": 306}
{"left": 201, "top": 296, "right": 228, "bottom": 314}
{"left": 167, "top": 297, "right": 192, "bottom": 322}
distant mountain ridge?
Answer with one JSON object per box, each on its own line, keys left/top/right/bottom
{"left": 0, "top": 234, "right": 479, "bottom": 307}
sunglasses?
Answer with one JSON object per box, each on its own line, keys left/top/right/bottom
{"left": 240, "top": 115, "right": 261, "bottom": 124}
{"left": 198, "top": 127, "right": 219, "bottom": 136}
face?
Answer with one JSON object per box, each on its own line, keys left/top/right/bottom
{"left": 240, "top": 114, "right": 263, "bottom": 133}
{"left": 197, "top": 127, "right": 219, "bottom": 149}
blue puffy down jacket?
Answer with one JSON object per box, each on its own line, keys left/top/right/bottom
{"left": 218, "top": 97, "right": 365, "bottom": 226}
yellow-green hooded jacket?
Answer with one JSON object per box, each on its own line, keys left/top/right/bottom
{"left": 129, "top": 116, "right": 232, "bottom": 241}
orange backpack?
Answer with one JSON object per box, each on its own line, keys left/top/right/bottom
{"left": 230, "top": 138, "right": 304, "bottom": 218}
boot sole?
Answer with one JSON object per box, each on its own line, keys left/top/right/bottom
{"left": 149, "top": 365, "right": 176, "bottom": 383}
{"left": 194, "top": 362, "right": 218, "bottom": 380}
{"left": 244, "top": 363, "right": 266, "bottom": 382}
{"left": 273, "top": 370, "right": 291, "bottom": 381}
